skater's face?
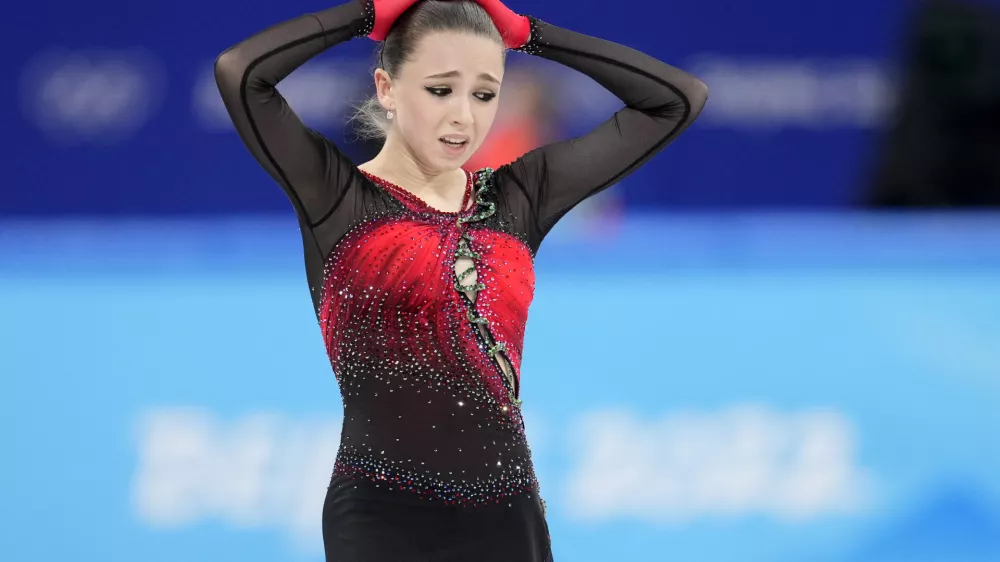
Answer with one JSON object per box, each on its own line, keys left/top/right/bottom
{"left": 375, "top": 31, "right": 504, "bottom": 172}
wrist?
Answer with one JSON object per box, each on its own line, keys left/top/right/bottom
{"left": 475, "top": 0, "right": 529, "bottom": 49}
{"left": 368, "top": 0, "right": 417, "bottom": 41}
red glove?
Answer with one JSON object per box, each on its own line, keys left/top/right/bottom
{"left": 368, "top": 0, "right": 421, "bottom": 41}
{"left": 473, "top": 0, "right": 530, "bottom": 49}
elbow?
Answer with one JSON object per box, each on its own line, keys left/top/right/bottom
{"left": 687, "top": 78, "right": 709, "bottom": 120}
{"left": 645, "top": 76, "right": 709, "bottom": 125}
{"left": 213, "top": 47, "right": 248, "bottom": 93}
{"left": 665, "top": 77, "right": 708, "bottom": 124}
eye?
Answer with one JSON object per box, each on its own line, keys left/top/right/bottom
{"left": 475, "top": 91, "right": 497, "bottom": 102}
{"left": 425, "top": 86, "right": 451, "bottom": 97}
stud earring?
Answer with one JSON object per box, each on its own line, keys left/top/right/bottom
{"left": 386, "top": 110, "right": 394, "bottom": 120}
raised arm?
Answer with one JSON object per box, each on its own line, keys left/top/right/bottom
{"left": 215, "top": 0, "right": 404, "bottom": 227}
{"left": 479, "top": 1, "right": 708, "bottom": 243}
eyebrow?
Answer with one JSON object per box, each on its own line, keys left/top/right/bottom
{"left": 424, "top": 70, "right": 501, "bottom": 85}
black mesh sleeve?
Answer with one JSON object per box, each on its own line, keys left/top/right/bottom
{"left": 494, "top": 17, "right": 709, "bottom": 251}
{"left": 213, "top": 0, "right": 374, "bottom": 227}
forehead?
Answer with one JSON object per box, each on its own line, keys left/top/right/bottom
{"left": 401, "top": 31, "right": 505, "bottom": 79}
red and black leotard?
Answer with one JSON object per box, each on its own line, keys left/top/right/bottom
{"left": 214, "top": 1, "right": 706, "bottom": 560}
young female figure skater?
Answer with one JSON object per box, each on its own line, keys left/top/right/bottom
{"left": 215, "top": 1, "right": 707, "bottom": 559}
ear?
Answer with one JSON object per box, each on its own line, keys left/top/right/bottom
{"left": 374, "top": 68, "right": 394, "bottom": 113}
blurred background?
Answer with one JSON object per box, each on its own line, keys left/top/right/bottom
{"left": 3, "top": 0, "right": 1000, "bottom": 560}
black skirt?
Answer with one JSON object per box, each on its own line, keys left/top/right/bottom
{"left": 322, "top": 474, "right": 553, "bottom": 561}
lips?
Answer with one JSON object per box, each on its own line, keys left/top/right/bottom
{"left": 438, "top": 134, "right": 470, "bottom": 157}
{"left": 439, "top": 135, "right": 469, "bottom": 147}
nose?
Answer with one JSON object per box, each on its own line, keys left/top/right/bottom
{"left": 451, "top": 97, "right": 474, "bottom": 127}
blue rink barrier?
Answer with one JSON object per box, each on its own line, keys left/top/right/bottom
{"left": 2, "top": 213, "right": 1000, "bottom": 562}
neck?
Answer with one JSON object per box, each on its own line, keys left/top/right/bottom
{"left": 361, "top": 133, "right": 463, "bottom": 196}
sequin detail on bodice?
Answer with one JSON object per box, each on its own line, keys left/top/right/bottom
{"left": 319, "top": 169, "right": 539, "bottom": 505}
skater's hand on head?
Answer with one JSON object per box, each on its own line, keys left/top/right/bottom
{"left": 471, "top": 0, "right": 530, "bottom": 49}
{"left": 368, "top": 0, "right": 424, "bottom": 41}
